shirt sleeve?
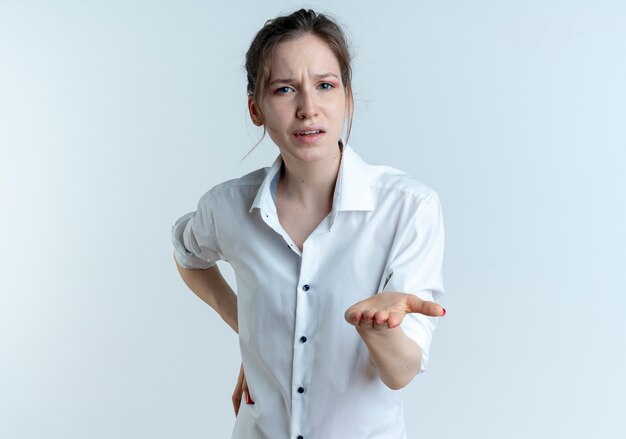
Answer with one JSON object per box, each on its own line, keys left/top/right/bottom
{"left": 171, "top": 192, "right": 223, "bottom": 270}
{"left": 379, "top": 190, "right": 445, "bottom": 374}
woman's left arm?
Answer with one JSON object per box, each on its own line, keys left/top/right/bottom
{"left": 344, "top": 292, "right": 445, "bottom": 390}
{"left": 346, "top": 190, "right": 445, "bottom": 389}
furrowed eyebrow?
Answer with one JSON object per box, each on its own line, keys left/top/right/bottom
{"left": 268, "top": 73, "right": 340, "bottom": 86}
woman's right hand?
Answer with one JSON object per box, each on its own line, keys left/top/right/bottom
{"left": 232, "top": 362, "right": 254, "bottom": 416}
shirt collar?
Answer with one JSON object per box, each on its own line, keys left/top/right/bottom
{"left": 249, "top": 137, "right": 374, "bottom": 217}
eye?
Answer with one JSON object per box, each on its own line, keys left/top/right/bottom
{"left": 319, "top": 82, "right": 335, "bottom": 90}
{"left": 276, "top": 86, "right": 293, "bottom": 94}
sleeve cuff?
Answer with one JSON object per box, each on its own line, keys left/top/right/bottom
{"left": 171, "top": 213, "right": 217, "bottom": 270}
{"left": 400, "top": 289, "right": 438, "bottom": 375}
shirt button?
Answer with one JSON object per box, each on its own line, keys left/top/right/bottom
{"left": 302, "top": 284, "right": 310, "bottom": 291}
{"left": 297, "top": 436, "right": 304, "bottom": 439}
{"left": 297, "top": 386, "right": 305, "bottom": 394}
{"left": 300, "top": 336, "right": 307, "bottom": 343}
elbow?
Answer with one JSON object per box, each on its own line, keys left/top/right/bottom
{"left": 383, "top": 373, "right": 416, "bottom": 390}
{"left": 384, "top": 380, "right": 406, "bottom": 391}
{"left": 382, "top": 370, "right": 418, "bottom": 390}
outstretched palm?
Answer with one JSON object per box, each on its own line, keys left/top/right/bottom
{"left": 344, "top": 291, "right": 445, "bottom": 331}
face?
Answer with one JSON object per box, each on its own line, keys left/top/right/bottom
{"left": 248, "top": 33, "right": 351, "bottom": 164}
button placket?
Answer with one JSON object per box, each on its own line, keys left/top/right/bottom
{"left": 259, "top": 206, "right": 302, "bottom": 256}
{"left": 291, "top": 240, "right": 317, "bottom": 436}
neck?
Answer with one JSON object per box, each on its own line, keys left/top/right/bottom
{"left": 278, "top": 144, "right": 343, "bottom": 210}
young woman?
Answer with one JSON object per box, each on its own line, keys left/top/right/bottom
{"left": 172, "top": 9, "right": 446, "bottom": 439}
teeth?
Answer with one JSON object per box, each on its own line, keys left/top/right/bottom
{"left": 298, "top": 130, "right": 321, "bottom": 135}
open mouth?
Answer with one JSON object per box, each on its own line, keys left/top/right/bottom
{"left": 295, "top": 130, "right": 325, "bottom": 136}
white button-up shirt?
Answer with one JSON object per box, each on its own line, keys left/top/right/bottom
{"left": 172, "top": 140, "right": 445, "bottom": 439}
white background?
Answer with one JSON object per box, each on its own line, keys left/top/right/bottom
{"left": 1, "top": 1, "right": 625, "bottom": 438}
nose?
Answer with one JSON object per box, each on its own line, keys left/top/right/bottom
{"left": 296, "top": 87, "right": 319, "bottom": 119}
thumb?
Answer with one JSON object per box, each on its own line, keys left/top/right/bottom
{"left": 406, "top": 294, "right": 446, "bottom": 317}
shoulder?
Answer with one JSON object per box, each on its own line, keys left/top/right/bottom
{"left": 361, "top": 161, "right": 444, "bottom": 232}
{"left": 346, "top": 145, "right": 438, "bottom": 203}
{"left": 367, "top": 162, "right": 439, "bottom": 205}
{"left": 198, "top": 166, "right": 269, "bottom": 208}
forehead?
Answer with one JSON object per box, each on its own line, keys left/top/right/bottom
{"left": 268, "top": 34, "right": 341, "bottom": 77}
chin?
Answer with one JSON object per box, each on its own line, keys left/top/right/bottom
{"left": 284, "top": 139, "right": 340, "bottom": 161}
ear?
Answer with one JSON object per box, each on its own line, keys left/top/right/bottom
{"left": 248, "top": 96, "right": 264, "bottom": 127}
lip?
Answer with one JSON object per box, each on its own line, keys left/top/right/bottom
{"left": 292, "top": 129, "right": 325, "bottom": 143}
{"left": 292, "top": 126, "right": 325, "bottom": 135}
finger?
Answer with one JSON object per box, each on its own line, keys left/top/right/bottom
{"left": 357, "top": 310, "right": 375, "bottom": 329}
{"left": 373, "top": 309, "right": 390, "bottom": 330}
{"left": 387, "top": 310, "right": 406, "bottom": 328}
{"left": 363, "top": 309, "right": 377, "bottom": 320}
{"left": 406, "top": 294, "right": 446, "bottom": 317}
{"left": 345, "top": 308, "right": 363, "bottom": 325}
